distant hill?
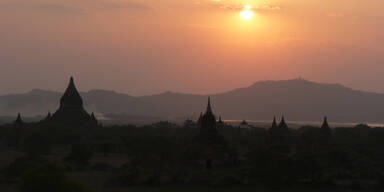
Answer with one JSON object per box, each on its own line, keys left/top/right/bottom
{"left": 1, "top": 79, "right": 384, "bottom": 123}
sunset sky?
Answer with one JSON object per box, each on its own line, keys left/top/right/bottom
{"left": 1, "top": 0, "right": 384, "bottom": 95}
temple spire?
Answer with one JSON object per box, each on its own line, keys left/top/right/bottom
{"left": 206, "top": 97, "right": 212, "bottom": 113}
{"left": 271, "top": 116, "right": 277, "bottom": 128}
{"left": 241, "top": 120, "right": 248, "bottom": 125}
{"left": 199, "top": 97, "right": 218, "bottom": 134}
{"left": 69, "top": 76, "right": 76, "bottom": 91}
{"left": 60, "top": 76, "right": 83, "bottom": 109}
{"left": 279, "top": 115, "right": 287, "bottom": 128}
{"left": 321, "top": 117, "right": 332, "bottom": 135}
{"left": 217, "top": 116, "right": 224, "bottom": 129}
{"left": 67, "top": 76, "right": 76, "bottom": 92}
{"left": 14, "top": 113, "right": 23, "bottom": 125}
{"left": 321, "top": 116, "right": 329, "bottom": 129}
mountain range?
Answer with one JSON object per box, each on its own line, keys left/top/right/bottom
{"left": 1, "top": 79, "right": 384, "bottom": 124}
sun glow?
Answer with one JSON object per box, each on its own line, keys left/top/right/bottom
{"left": 240, "top": 5, "right": 255, "bottom": 20}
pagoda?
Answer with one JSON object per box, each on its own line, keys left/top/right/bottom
{"left": 198, "top": 97, "right": 218, "bottom": 139}
{"left": 51, "top": 77, "right": 96, "bottom": 126}
{"left": 320, "top": 117, "right": 331, "bottom": 135}
{"left": 269, "top": 116, "right": 289, "bottom": 136}
{"left": 193, "top": 97, "right": 229, "bottom": 169}
{"left": 319, "top": 116, "right": 332, "bottom": 145}
{"left": 14, "top": 113, "right": 24, "bottom": 125}
{"left": 268, "top": 116, "right": 291, "bottom": 152}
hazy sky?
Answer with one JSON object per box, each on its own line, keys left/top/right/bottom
{"left": 1, "top": 0, "right": 384, "bottom": 95}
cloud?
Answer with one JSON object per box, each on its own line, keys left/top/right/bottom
{"left": 257, "top": 5, "right": 281, "bottom": 12}
{"left": 206, "top": 1, "right": 281, "bottom": 12}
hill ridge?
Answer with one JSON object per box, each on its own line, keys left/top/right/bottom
{"left": 1, "top": 79, "right": 384, "bottom": 123}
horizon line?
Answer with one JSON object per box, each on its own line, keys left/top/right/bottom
{"left": 1, "top": 77, "right": 382, "bottom": 97}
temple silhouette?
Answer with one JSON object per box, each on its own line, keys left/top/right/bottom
{"left": 269, "top": 116, "right": 290, "bottom": 140}
{"left": 194, "top": 97, "right": 230, "bottom": 169}
{"left": 49, "top": 77, "right": 97, "bottom": 126}
{"left": 5, "top": 78, "right": 384, "bottom": 191}
{"left": 14, "top": 113, "right": 23, "bottom": 125}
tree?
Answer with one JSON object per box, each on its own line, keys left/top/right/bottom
{"left": 23, "top": 132, "right": 52, "bottom": 156}
{"left": 19, "top": 162, "right": 90, "bottom": 192}
{"left": 65, "top": 141, "right": 93, "bottom": 167}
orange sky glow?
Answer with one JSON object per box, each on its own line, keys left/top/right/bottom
{"left": 1, "top": 0, "right": 384, "bottom": 95}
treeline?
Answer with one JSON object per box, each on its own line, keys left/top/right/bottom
{"left": 1, "top": 120, "right": 384, "bottom": 191}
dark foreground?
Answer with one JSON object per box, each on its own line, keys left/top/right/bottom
{"left": 1, "top": 119, "right": 384, "bottom": 192}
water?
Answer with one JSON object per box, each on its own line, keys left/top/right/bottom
{"left": 224, "top": 119, "right": 384, "bottom": 128}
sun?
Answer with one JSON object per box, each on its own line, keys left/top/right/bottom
{"left": 240, "top": 5, "right": 255, "bottom": 20}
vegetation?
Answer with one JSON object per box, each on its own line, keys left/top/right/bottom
{"left": 19, "top": 161, "right": 89, "bottom": 192}
{"left": 1, "top": 120, "right": 384, "bottom": 191}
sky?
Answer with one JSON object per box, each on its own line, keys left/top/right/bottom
{"left": 1, "top": 0, "right": 384, "bottom": 95}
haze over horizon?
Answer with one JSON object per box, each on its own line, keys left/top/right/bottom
{"left": 1, "top": 0, "right": 384, "bottom": 95}
{"left": 1, "top": 78, "right": 384, "bottom": 97}
{"left": 2, "top": 78, "right": 384, "bottom": 124}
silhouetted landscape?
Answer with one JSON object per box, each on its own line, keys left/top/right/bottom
{"left": 2, "top": 0, "right": 384, "bottom": 191}
{"left": 1, "top": 77, "right": 384, "bottom": 192}
{"left": 2, "top": 79, "right": 384, "bottom": 125}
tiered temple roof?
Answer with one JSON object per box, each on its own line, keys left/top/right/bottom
{"left": 199, "top": 97, "right": 218, "bottom": 138}
{"left": 51, "top": 77, "right": 96, "bottom": 126}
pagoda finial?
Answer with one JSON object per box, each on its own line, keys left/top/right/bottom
{"left": 15, "top": 113, "right": 23, "bottom": 125}
{"left": 59, "top": 76, "right": 83, "bottom": 108}
{"left": 272, "top": 116, "right": 277, "bottom": 128}
{"left": 279, "top": 115, "right": 287, "bottom": 128}
{"left": 206, "top": 97, "right": 212, "bottom": 113}
{"left": 68, "top": 76, "right": 76, "bottom": 88}
{"left": 321, "top": 116, "right": 330, "bottom": 129}
{"left": 217, "top": 116, "right": 224, "bottom": 127}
